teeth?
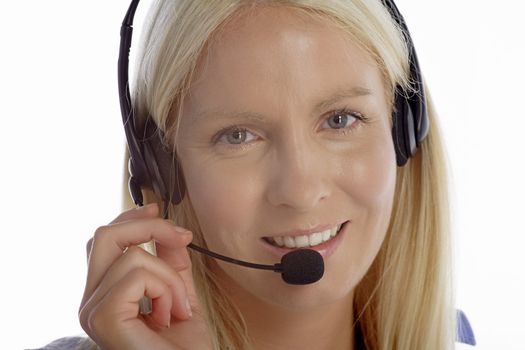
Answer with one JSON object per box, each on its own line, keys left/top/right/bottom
{"left": 284, "top": 236, "right": 295, "bottom": 248}
{"left": 309, "top": 232, "right": 323, "bottom": 246}
{"left": 268, "top": 223, "right": 343, "bottom": 248}
{"left": 295, "top": 235, "right": 309, "bottom": 247}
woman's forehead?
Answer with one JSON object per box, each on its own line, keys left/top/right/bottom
{"left": 185, "top": 5, "right": 386, "bottom": 119}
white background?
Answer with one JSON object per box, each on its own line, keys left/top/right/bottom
{"left": 0, "top": 1, "right": 523, "bottom": 349}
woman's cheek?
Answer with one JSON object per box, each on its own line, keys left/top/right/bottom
{"left": 340, "top": 135, "right": 397, "bottom": 206}
{"left": 184, "top": 161, "right": 258, "bottom": 248}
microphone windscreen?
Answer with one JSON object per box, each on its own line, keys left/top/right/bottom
{"left": 280, "top": 249, "right": 324, "bottom": 285}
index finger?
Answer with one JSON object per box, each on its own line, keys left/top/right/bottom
{"left": 83, "top": 217, "right": 192, "bottom": 304}
{"left": 86, "top": 204, "right": 160, "bottom": 261}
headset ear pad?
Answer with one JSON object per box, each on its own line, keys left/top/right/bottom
{"left": 143, "top": 120, "right": 187, "bottom": 205}
{"left": 157, "top": 145, "right": 186, "bottom": 205}
{"left": 392, "top": 89, "right": 417, "bottom": 167}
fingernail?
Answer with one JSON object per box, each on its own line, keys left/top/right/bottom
{"left": 186, "top": 299, "right": 192, "bottom": 318}
{"left": 166, "top": 318, "right": 171, "bottom": 328}
{"left": 172, "top": 224, "right": 191, "bottom": 235}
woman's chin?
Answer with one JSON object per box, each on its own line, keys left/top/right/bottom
{"left": 267, "top": 286, "right": 354, "bottom": 311}
{"left": 215, "top": 262, "right": 355, "bottom": 311}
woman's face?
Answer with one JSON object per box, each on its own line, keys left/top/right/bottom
{"left": 177, "top": 6, "right": 396, "bottom": 309}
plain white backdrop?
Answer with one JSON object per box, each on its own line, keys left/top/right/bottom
{"left": 0, "top": 1, "right": 523, "bottom": 349}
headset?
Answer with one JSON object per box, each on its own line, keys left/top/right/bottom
{"left": 118, "top": 0, "right": 429, "bottom": 210}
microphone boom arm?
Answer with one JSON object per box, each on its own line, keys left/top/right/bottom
{"left": 188, "top": 243, "right": 283, "bottom": 272}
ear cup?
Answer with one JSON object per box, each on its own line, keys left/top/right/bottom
{"left": 142, "top": 119, "right": 186, "bottom": 205}
{"left": 125, "top": 118, "right": 156, "bottom": 206}
{"left": 381, "top": 0, "right": 429, "bottom": 167}
{"left": 393, "top": 90, "right": 416, "bottom": 166}
{"left": 410, "top": 81, "right": 430, "bottom": 147}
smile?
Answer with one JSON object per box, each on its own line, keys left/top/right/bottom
{"left": 264, "top": 223, "right": 346, "bottom": 249}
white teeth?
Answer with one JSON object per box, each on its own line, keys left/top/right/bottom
{"left": 295, "top": 235, "right": 309, "bottom": 248}
{"left": 309, "top": 232, "right": 323, "bottom": 246}
{"left": 268, "top": 224, "right": 343, "bottom": 248}
{"left": 284, "top": 236, "right": 296, "bottom": 248}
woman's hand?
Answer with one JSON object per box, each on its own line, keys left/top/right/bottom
{"left": 79, "top": 203, "right": 212, "bottom": 349}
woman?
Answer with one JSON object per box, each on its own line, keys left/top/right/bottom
{"left": 67, "top": 0, "right": 473, "bottom": 349}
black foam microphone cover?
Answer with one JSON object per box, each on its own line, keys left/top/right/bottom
{"left": 280, "top": 249, "right": 324, "bottom": 285}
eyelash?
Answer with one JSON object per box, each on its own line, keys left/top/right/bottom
{"left": 213, "top": 109, "right": 369, "bottom": 150}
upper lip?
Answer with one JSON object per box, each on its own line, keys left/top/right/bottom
{"left": 263, "top": 220, "right": 348, "bottom": 238}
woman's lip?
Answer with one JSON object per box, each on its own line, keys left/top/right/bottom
{"left": 259, "top": 221, "right": 350, "bottom": 259}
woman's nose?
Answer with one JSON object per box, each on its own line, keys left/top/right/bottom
{"left": 265, "top": 137, "right": 331, "bottom": 212}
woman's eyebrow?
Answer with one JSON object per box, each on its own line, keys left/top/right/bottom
{"left": 314, "top": 86, "right": 373, "bottom": 112}
{"left": 189, "top": 109, "right": 269, "bottom": 126}
{"left": 189, "top": 86, "right": 373, "bottom": 125}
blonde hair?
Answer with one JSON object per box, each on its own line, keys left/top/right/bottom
{"left": 116, "top": 1, "right": 456, "bottom": 349}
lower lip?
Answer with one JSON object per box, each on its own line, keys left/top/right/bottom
{"left": 259, "top": 221, "right": 350, "bottom": 260}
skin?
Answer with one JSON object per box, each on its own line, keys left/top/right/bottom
{"left": 79, "top": 5, "right": 397, "bottom": 350}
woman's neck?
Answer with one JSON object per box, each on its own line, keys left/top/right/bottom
{"left": 219, "top": 274, "right": 356, "bottom": 350}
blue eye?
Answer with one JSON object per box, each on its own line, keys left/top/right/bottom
{"left": 324, "top": 110, "right": 365, "bottom": 131}
{"left": 217, "top": 127, "right": 257, "bottom": 145}
{"left": 328, "top": 113, "right": 350, "bottom": 128}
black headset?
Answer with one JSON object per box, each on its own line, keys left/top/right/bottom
{"left": 118, "top": 0, "right": 429, "bottom": 210}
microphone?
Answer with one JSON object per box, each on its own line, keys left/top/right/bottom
{"left": 187, "top": 243, "right": 324, "bottom": 285}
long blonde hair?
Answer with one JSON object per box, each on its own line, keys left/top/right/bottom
{"left": 116, "top": 1, "right": 456, "bottom": 349}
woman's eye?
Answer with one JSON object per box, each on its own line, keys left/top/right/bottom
{"left": 217, "top": 127, "right": 257, "bottom": 146}
{"left": 214, "top": 109, "right": 366, "bottom": 149}
{"left": 323, "top": 110, "right": 363, "bottom": 131}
